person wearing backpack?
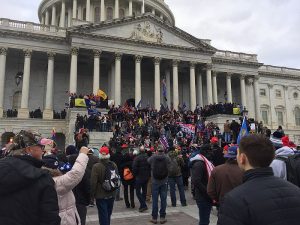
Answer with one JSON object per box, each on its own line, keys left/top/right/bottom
{"left": 91, "top": 146, "right": 121, "bottom": 225}
{"left": 147, "top": 145, "right": 171, "bottom": 224}
{"left": 167, "top": 148, "right": 187, "bottom": 207}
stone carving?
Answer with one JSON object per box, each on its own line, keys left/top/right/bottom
{"left": 47, "top": 51, "right": 56, "bottom": 59}
{"left": 93, "top": 50, "right": 102, "bottom": 57}
{"left": 154, "top": 57, "right": 161, "bottom": 64}
{"left": 23, "top": 49, "right": 32, "bottom": 57}
{"left": 135, "top": 55, "right": 143, "bottom": 63}
{"left": 130, "top": 22, "right": 163, "bottom": 44}
{"left": 0, "top": 47, "right": 8, "bottom": 56}
{"left": 70, "top": 47, "right": 79, "bottom": 56}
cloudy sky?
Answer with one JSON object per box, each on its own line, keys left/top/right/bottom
{"left": 0, "top": 0, "right": 299, "bottom": 69}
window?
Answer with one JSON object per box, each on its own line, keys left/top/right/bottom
{"left": 277, "top": 111, "right": 283, "bottom": 126}
{"left": 119, "top": 8, "right": 125, "bottom": 18}
{"left": 262, "top": 110, "right": 268, "bottom": 125}
{"left": 107, "top": 7, "right": 113, "bottom": 20}
{"left": 260, "top": 89, "right": 266, "bottom": 96}
{"left": 294, "top": 92, "right": 298, "bottom": 99}
{"left": 94, "top": 7, "right": 100, "bottom": 22}
{"left": 275, "top": 89, "right": 282, "bottom": 98}
{"left": 83, "top": 8, "right": 86, "bottom": 20}
{"left": 295, "top": 107, "right": 300, "bottom": 126}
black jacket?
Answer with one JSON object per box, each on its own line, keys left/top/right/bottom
{"left": 132, "top": 152, "right": 151, "bottom": 182}
{"left": 218, "top": 167, "right": 300, "bottom": 225}
{"left": 0, "top": 155, "right": 60, "bottom": 225}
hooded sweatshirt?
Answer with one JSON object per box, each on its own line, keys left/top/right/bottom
{"left": 270, "top": 146, "right": 295, "bottom": 180}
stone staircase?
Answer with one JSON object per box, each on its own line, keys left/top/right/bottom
{"left": 88, "top": 132, "right": 113, "bottom": 149}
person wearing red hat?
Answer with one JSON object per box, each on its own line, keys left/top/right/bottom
{"left": 210, "top": 137, "right": 225, "bottom": 166}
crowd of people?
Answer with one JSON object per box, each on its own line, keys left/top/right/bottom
{"left": 5, "top": 108, "right": 66, "bottom": 119}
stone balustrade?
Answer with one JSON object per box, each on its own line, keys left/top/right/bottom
{"left": 215, "top": 50, "right": 258, "bottom": 61}
{"left": 260, "top": 65, "right": 300, "bottom": 75}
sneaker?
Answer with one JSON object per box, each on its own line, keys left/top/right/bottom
{"left": 150, "top": 219, "right": 158, "bottom": 224}
{"left": 160, "top": 218, "right": 167, "bottom": 224}
{"left": 139, "top": 207, "right": 148, "bottom": 212}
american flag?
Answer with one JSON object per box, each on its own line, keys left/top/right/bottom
{"left": 159, "top": 135, "right": 169, "bottom": 150}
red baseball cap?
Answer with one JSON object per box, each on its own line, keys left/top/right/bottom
{"left": 99, "top": 146, "right": 109, "bottom": 155}
{"left": 210, "top": 137, "right": 219, "bottom": 144}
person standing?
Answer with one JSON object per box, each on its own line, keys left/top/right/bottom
{"left": 223, "top": 120, "right": 231, "bottom": 143}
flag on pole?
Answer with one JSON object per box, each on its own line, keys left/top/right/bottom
{"left": 136, "top": 99, "right": 142, "bottom": 108}
{"left": 159, "top": 135, "right": 169, "bottom": 150}
{"left": 162, "top": 79, "right": 167, "bottom": 102}
{"left": 237, "top": 117, "right": 249, "bottom": 145}
{"left": 97, "top": 89, "right": 108, "bottom": 100}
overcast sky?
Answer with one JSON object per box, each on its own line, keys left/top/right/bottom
{"left": 0, "top": 0, "right": 299, "bottom": 69}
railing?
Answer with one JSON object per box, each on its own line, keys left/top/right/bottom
{"left": 215, "top": 50, "right": 258, "bottom": 61}
{"left": 0, "top": 18, "right": 66, "bottom": 37}
{"left": 260, "top": 65, "right": 300, "bottom": 75}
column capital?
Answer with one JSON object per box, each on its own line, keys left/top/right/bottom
{"left": 47, "top": 51, "right": 56, "bottom": 59}
{"left": 115, "top": 52, "right": 123, "bottom": 60}
{"left": 247, "top": 78, "right": 254, "bottom": 85}
{"left": 0, "top": 47, "right": 8, "bottom": 56}
{"left": 226, "top": 72, "right": 233, "bottom": 78}
{"left": 190, "top": 61, "right": 197, "bottom": 68}
{"left": 254, "top": 76, "right": 260, "bottom": 81}
{"left": 154, "top": 57, "right": 161, "bottom": 65}
{"left": 172, "top": 59, "right": 180, "bottom": 67}
{"left": 240, "top": 74, "right": 246, "bottom": 80}
{"left": 23, "top": 49, "right": 32, "bottom": 57}
{"left": 212, "top": 71, "right": 218, "bottom": 77}
{"left": 70, "top": 47, "right": 79, "bottom": 55}
{"left": 283, "top": 85, "right": 288, "bottom": 91}
{"left": 135, "top": 55, "right": 143, "bottom": 63}
{"left": 205, "top": 63, "right": 212, "bottom": 70}
{"left": 267, "top": 83, "right": 273, "bottom": 89}
{"left": 93, "top": 50, "right": 102, "bottom": 57}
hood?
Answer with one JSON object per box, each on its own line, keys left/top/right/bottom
{"left": 0, "top": 156, "right": 47, "bottom": 196}
{"left": 275, "top": 146, "right": 295, "bottom": 158}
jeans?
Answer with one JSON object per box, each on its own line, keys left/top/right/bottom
{"left": 96, "top": 198, "right": 115, "bottom": 225}
{"left": 224, "top": 132, "right": 231, "bottom": 143}
{"left": 135, "top": 179, "right": 148, "bottom": 209}
{"left": 168, "top": 176, "right": 187, "bottom": 206}
{"left": 76, "top": 204, "right": 87, "bottom": 225}
{"left": 152, "top": 182, "right": 168, "bottom": 220}
{"left": 196, "top": 197, "right": 212, "bottom": 225}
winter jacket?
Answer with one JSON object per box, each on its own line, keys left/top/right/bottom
{"left": 217, "top": 167, "right": 300, "bottom": 225}
{"left": 168, "top": 150, "right": 184, "bottom": 177}
{"left": 119, "top": 154, "right": 135, "bottom": 185}
{"left": 270, "top": 146, "right": 295, "bottom": 180}
{"left": 148, "top": 152, "right": 171, "bottom": 185}
{"left": 0, "top": 155, "right": 60, "bottom": 225}
{"left": 53, "top": 153, "right": 89, "bottom": 225}
{"left": 132, "top": 152, "right": 151, "bottom": 182}
{"left": 211, "top": 144, "right": 225, "bottom": 166}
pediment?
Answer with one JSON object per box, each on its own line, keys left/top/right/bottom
{"left": 71, "top": 15, "right": 216, "bottom": 53}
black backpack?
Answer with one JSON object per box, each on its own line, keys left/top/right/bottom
{"left": 102, "top": 161, "right": 121, "bottom": 192}
{"left": 276, "top": 153, "right": 300, "bottom": 187}
{"left": 152, "top": 156, "right": 168, "bottom": 180}
{"left": 168, "top": 157, "right": 180, "bottom": 177}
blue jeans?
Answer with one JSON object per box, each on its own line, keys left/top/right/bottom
{"left": 96, "top": 198, "right": 115, "bottom": 225}
{"left": 196, "top": 197, "right": 212, "bottom": 225}
{"left": 168, "top": 176, "right": 187, "bottom": 206}
{"left": 224, "top": 132, "right": 231, "bottom": 142}
{"left": 152, "top": 182, "right": 168, "bottom": 220}
{"left": 136, "top": 179, "right": 148, "bottom": 209}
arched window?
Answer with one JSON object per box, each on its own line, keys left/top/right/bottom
{"left": 94, "top": 7, "right": 100, "bottom": 22}
{"left": 295, "top": 107, "right": 300, "bottom": 126}
{"left": 83, "top": 8, "right": 86, "bottom": 20}
{"left": 107, "top": 7, "right": 113, "bottom": 20}
{"left": 119, "top": 8, "right": 125, "bottom": 18}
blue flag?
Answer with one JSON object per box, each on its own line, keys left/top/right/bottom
{"left": 136, "top": 99, "right": 142, "bottom": 108}
{"left": 237, "top": 117, "right": 249, "bottom": 145}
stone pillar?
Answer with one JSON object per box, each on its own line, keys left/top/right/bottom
{"left": 165, "top": 69, "right": 171, "bottom": 109}
{"left": 212, "top": 71, "right": 218, "bottom": 103}
{"left": 240, "top": 75, "right": 247, "bottom": 108}
{"left": 73, "top": 0, "right": 77, "bottom": 19}
{"left": 68, "top": 8, "right": 72, "bottom": 27}
{"left": 268, "top": 84, "right": 275, "bottom": 128}
{"left": 253, "top": 77, "right": 260, "bottom": 121}
{"left": 172, "top": 60, "right": 179, "bottom": 110}
{"left": 135, "top": 55, "right": 142, "bottom": 107}
{"left": 283, "top": 85, "right": 290, "bottom": 128}
{"left": 141, "top": 0, "right": 145, "bottom": 14}
{"left": 100, "top": 0, "right": 105, "bottom": 21}
{"left": 45, "top": 10, "right": 50, "bottom": 25}
{"left": 154, "top": 57, "right": 161, "bottom": 110}
{"left": 152, "top": 8, "right": 155, "bottom": 15}
{"left": 114, "top": 53, "right": 122, "bottom": 106}
{"left": 51, "top": 5, "right": 56, "bottom": 26}
{"left": 69, "top": 47, "right": 78, "bottom": 94}
{"left": 86, "top": 0, "right": 91, "bottom": 21}
{"left": 43, "top": 52, "right": 56, "bottom": 119}
{"left": 0, "top": 47, "right": 7, "bottom": 118}
{"left": 93, "top": 50, "right": 101, "bottom": 95}
{"left": 41, "top": 16, "right": 45, "bottom": 25}
{"left": 114, "top": 0, "right": 119, "bottom": 19}
{"left": 197, "top": 70, "right": 203, "bottom": 107}
{"left": 206, "top": 64, "right": 213, "bottom": 104}
{"left": 226, "top": 73, "right": 232, "bottom": 103}
{"left": 129, "top": 0, "right": 133, "bottom": 16}
{"left": 110, "top": 63, "right": 115, "bottom": 100}
{"left": 18, "top": 49, "right": 32, "bottom": 118}
{"left": 60, "top": 0, "right": 66, "bottom": 27}
{"left": 190, "top": 62, "right": 196, "bottom": 110}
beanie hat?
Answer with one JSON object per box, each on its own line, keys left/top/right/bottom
{"left": 99, "top": 146, "right": 110, "bottom": 159}
{"left": 65, "top": 145, "right": 78, "bottom": 156}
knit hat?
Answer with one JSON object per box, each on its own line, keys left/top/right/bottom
{"left": 99, "top": 146, "right": 110, "bottom": 159}
{"left": 65, "top": 145, "right": 78, "bottom": 156}
{"left": 42, "top": 155, "right": 60, "bottom": 169}
{"left": 224, "top": 146, "right": 238, "bottom": 158}
{"left": 210, "top": 137, "right": 219, "bottom": 144}
{"left": 281, "top": 136, "right": 290, "bottom": 147}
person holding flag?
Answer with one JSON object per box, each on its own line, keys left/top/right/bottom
{"left": 237, "top": 117, "right": 249, "bottom": 145}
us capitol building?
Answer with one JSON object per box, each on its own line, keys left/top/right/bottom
{"left": 0, "top": 0, "right": 300, "bottom": 147}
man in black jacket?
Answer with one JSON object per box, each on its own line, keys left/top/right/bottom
{"left": 0, "top": 130, "right": 60, "bottom": 225}
{"left": 218, "top": 134, "right": 300, "bottom": 225}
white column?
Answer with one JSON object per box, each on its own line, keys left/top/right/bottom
{"left": 18, "top": 49, "right": 32, "bottom": 118}
{"left": 86, "top": 0, "right": 91, "bottom": 21}
{"left": 0, "top": 47, "right": 7, "bottom": 117}
{"left": 78, "top": 6, "right": 82, "bottom": 20}
{"left": 51, "top": 5, "right": 56, "bottom": 26}
{"left": 212, "top": 71, "right": 218, "bottom": 103}
{"left": 45, "top": 10, "right": 50, "bottom": 25}
{"left": 253, "top": 77, "right": 260, "bottom": 121}
{"left": 135, "top": 55, "right": 142, "bottom": 107}
{"left": 240, "top": 75, "right": 247, "bottom": 109}
{"left": 197, "top": 70, "right": 203, "bottom": 107}
{"left": 43, "top": 52, "right": 56, "bottom": 119}
{"left": 67, "top": 8, "right": 72, "bottom": 27}
{"left": 141, "top": 0, "right": 145, "bottom": 14}
{"left": 93, "top": 50, "right": 101, "bottom": 95}
{"left": 110, "top": 63, "right": 115, "bottom": 100}
{"left": 114, "top": 53, "right": 122, "bottom": 106}
{"left": 60, "top": 0, "right": 66, "bottom": 27}
{"left": 114, "top": 0, "right": 119, "bottom": 19}
{"left": 129, "top": 0, "right": 133, "bottom": 16}
{"left": 226, "top": 73, "right": 233, "bottom": 103}
{"left": 41, "top": 15, "right": 45, "bottom": 25}
{"left": 100, "top": 0, "right": 105, "bottom": 21}
{"left": 165, "top": 69, "right": 171, "bottom": 109}
{"left": 154, "top": 57, "right": 161, "bottom": 110}
{"left": 189, "top": 62, "right": 196, "bottom": 110}
{"left": 73, "top": 0, "right": 77, "bottom": 19}
{"left": 206, "top": 64, "right": 213, "bottom": 104}
{"left": 172, "top": 60, "right": 179, "bottom": 110}
{"left": 69, "top": 47, "right": 78, "bottom": 93}
{"left": 283, "top": 85, "right": 290, "bottom": 128}
{"left": 268, "top": 84, "right": 275, "bottom": 128}
{"left": 152, "top": 8, "right": 155, "bottom": 15}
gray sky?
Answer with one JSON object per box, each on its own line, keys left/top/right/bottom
{"left": 0, "top": 0, "right": 299, "bottom": 69}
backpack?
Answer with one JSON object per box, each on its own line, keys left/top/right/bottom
{"left": 276, "top": 153, "right": 300, "bottom": 187}
{"left": 123, "top": 167, "right": 134, "bottom": 181}
{"left": 168, "top": 157, "right": 180, "bottom": 177}
{"left": 102, "top": 162, "right": 121, "bottom": 192}
{"left": 152, "top": 156, "right": 168, "bottom": 180}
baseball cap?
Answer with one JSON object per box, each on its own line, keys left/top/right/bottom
{"left": 10, "top": 130, "right": 46, "bottom": 150}
{"left": 210, "top": 137, "right": 219, "bottom": 144}
{"left": 224, "top": 146, "right": 238, "bottom": 158}
{"left": 99, "top": 146, "right": 109, "bottom": 155}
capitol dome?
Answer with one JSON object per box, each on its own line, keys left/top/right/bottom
{"left": 38, "top": 0, "right": 175, "bottom": 27}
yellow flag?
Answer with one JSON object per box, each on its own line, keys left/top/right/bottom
{"left": 97, "top": 89, "right": 108, "bottom": 100}
{"left": 233, "top": 107, "right": 240, "bottom": 115}
{"left": 138, "top": 118, "right": 143, "bottom": 126}
{"left": 75, "top": 98, "right": 87, "bottom": 107}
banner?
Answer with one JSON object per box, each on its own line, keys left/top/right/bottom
{"left": 178, "top": 123, "right": 195, "bottom": 136}
{"left": 75, "top": 98, "right": 86, "bottom": 107}
{"left": 233, "top": 107, "right": 240, "bottom": 115}
{"left": 97, "top": 89, "right": 108, "bottom": 100}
